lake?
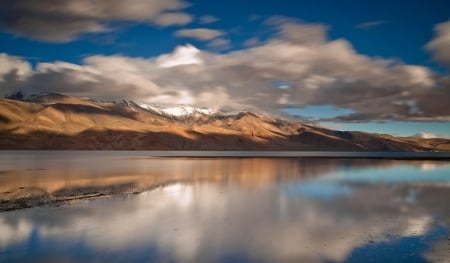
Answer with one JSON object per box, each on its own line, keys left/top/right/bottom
{"left": 0, "top": 151, "right": 449, "bottom": 262}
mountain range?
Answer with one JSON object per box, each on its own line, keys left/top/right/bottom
{"left": 1, "top": 93, "right": 449, "bottom": 151}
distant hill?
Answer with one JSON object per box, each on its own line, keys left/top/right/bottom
{"left": 1, "top": 93, "right": 449, "bottom": 151}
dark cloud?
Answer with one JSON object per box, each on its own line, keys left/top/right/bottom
{"left": 0, "top": 0, "right": 191, "bottom": 42}
{"left": 415, "top": 78, "right": 450, "bottom": 119}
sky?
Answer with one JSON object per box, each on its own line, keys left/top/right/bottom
{"left": 0, "top": 0, "right": 449, "bottom": 137}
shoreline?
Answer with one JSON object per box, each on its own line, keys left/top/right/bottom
{"left": 1, "top": 150, "right": 450, "bottom": 159}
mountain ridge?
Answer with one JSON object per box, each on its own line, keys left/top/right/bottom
{"left": 1, "top": 93, "right": 449, "bottom": 151}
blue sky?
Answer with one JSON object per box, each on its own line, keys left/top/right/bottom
{"left": 0, "top": 0, "right": 449, "bottom": 137}
{"left": 1, "top": 0, "right": 449, "bottom": 65}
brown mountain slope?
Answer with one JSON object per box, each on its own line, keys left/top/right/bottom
{"left": 0, "top": 96, "right": 449, "bottom": 151}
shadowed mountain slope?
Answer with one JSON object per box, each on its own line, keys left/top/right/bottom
{"left": 1, "top": 94, "right": 449, "bottom": 151}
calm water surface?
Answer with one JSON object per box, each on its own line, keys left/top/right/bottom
{"left": 0, "top": 151, "right": 449, "bottom": 262}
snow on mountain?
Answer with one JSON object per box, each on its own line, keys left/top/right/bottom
{"left": 20, "top": 92, "right": 220, "bottom": 119}
{"left": 139, "top": 104, "right": 216, "bottom": 118}
{"left": 117, "top": 99, "right": 141, "bottom": 110}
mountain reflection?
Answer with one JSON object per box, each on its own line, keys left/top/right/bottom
{"left": 1, "top": 152, "right": 449, "bottom": 208}
{"left": 0, "top": 154, "right": 449, "bottom": 262}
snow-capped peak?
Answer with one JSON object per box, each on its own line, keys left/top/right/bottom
{"left": 139, "top": 104, "right": 215, "bottom": 118}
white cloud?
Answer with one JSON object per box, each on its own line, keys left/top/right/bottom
{"left": 398, "top": 65, "right": 434, "bottom": 87}
{"left": 175, "top": 28, "right": 224, "bottom": 41}
{"left": 426, "top": 20, "right": 450, "bottom": 66}
{"left": 0, "top": 53, "right": 32, "bottom": 94}
{"left": 156, "top": 45, "right": 203, "bottom": 68}
{"left": 0, "top": 0, "right": 191, "bottom": 42}
{"left": 1, "top": 19, "right": 449, "bottom": 121}
{"left": 0, "top": 53, "right": 32, "bottom": 81}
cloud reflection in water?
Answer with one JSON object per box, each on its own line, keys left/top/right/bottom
{"left": 0, "top": 155, "right": 449, "bottom": 262}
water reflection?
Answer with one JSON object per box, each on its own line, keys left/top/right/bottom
{"left": 0, "top": 152, "right": 449, "bottom": 262}
{"left": 1, "top": 151, "right": 449, "bottom": 209}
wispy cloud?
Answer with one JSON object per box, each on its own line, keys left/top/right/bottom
{"left": 199, "top": 15, "right": 219, "bottom": 24}
{"left": 153, "top": 12, "right": 193, "bottom": 26}
{"left": 243, "top": 37, "right": 262, "bottom": 47}
{"left": 207, "top": 38, "right": 231, "bottom": 51}
{"left": 356, "top": 20, "right": 387, "bottom": 29}
{"left": 175, "top": 28, "right": 224, "bottom": 41}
